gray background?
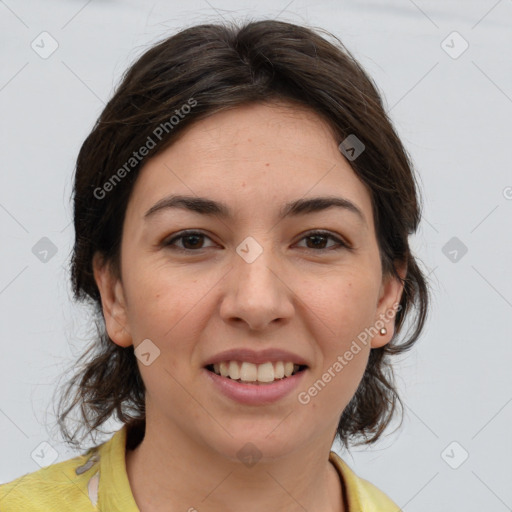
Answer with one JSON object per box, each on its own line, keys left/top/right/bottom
{"left": 1, "top": 1, "right": 511, "bottom": 510}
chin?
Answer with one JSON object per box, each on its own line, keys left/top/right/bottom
{"left": 205, "top": 421, "right": 308, "bottom": 464}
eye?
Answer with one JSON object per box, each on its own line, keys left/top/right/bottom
{"left": 163, "top": 229, "right": 349, "bottom": 253}
{"left": 295, "top": 230, "right": 349, "bottom": 251}
{"left": 163, "top": 230, "right": 216, "bottom": 251}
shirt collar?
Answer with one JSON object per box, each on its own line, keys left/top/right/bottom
{"left": 95, "top": 425, "right": 365, "bottom": 511}
{"left": 97, "top": 425, "right": 139, "bottom": 511}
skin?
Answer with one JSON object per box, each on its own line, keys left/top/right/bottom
{"left": 93, "top": 101, "right": 405, "bottom": 512}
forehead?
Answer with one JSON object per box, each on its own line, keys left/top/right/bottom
{"left": 174, "top": 101, "right": 338, "bottom": 161}
{"left": 125, "top": 102, "right": 374, "bottom": 228}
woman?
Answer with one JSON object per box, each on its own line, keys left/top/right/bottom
{"left": 0, "top": 19, "right": 428, "bottom": 511}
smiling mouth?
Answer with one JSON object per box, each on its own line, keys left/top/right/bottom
{"left": 205, "top": 361, "right": 308, "bottom": 385}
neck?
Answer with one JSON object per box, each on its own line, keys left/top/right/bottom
{"left": 125, "top": 420, "right": 345, "bottom": 512}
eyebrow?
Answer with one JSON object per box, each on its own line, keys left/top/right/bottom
{"left": 144, "top": 194, "right": 366, "bottom": 225}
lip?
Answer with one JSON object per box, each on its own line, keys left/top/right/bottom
{"left": 203, "top": 366, "right": 307, "bottom": 405}
{"left": 203, "top": 348, "right": 309, "bottom": 367}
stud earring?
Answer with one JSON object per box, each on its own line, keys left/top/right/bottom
{"left": 379, "top": 327, "right": 387, "bottom": 335}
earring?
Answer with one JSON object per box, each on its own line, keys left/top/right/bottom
{"left": 379, "top": 327, "right": 387, "bottom": 335}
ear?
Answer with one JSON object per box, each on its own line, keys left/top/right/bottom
{"left": 371, "top": 261, "right": 406, "bottom": 349}
{"left": 92, "top": 252, "right": 132, "bottom": 348}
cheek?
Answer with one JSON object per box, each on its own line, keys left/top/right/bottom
{"left": 300, "top": 270, "right": 380, "bottom": 343}
{"left": 315, "top": 274, "right": 379, "bottom": 405}
{"left": 123, "top": 265, "right": 208, "bottom": 397}
{"left": 123, "top": 260, "right": 216, "bottom": 348}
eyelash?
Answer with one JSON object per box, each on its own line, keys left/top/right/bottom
{"left": 162, "top": 230, "right": 350, "bottom": 253}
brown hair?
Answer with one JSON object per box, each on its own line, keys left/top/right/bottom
{"left": 55, "top": 19, "right": 429, "bottom": 451}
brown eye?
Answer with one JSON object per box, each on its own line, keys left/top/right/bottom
{"left": 163, "top": 231, "right": 215, "bottom": 251}
{"left": 163, "top": 230, "right": 349, "bottom": 253}
{"left": 296, "top": 231, "right": 348, "bottom": 251}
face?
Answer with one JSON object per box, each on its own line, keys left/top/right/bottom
{"left": 94, "top": 101, "right": 404, "bottom": 462}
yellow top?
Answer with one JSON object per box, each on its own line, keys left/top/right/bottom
{"left": 0, "top": 426, "right": 399, "bottom": 511}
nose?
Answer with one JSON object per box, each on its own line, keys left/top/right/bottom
{"left": 219, "top": 240, "right": 295, "bottom": 332}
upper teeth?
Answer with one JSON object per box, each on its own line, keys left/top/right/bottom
{"left": 212, "top": 361, "right": 300, "bottom": 382}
